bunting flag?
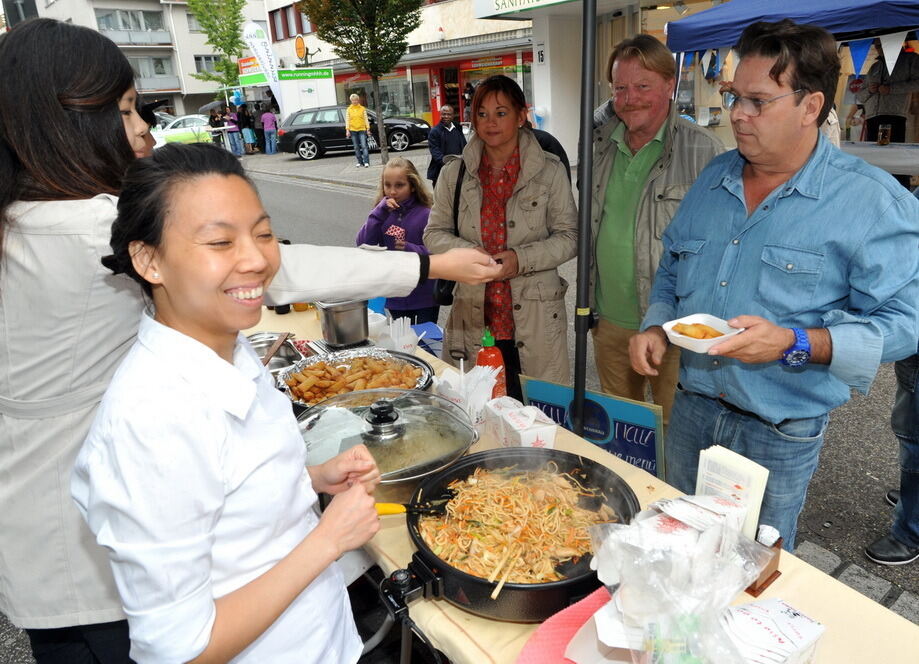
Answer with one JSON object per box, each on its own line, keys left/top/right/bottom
{"left": 848, "top": 38, "right": 873, "bottom": 76}
{"left": 838, "top": 42, "right": 854, "bottom": 75}
{"left": 700, "top": 50, "right": 713, "bottom": 76}
{"left": 879, "top": 31, "right": 909, "bottom": 76}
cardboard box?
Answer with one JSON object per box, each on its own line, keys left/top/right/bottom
{"left": 482, "top": 397, "right": 523, "bottom": 446}
{"left": 502, "top": 405, "right": 557, "bottom": 448}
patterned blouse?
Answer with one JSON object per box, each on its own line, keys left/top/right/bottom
{"left": 478, "top": 147, "right": 521, "bottom": 341}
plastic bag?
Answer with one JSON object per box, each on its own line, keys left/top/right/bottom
{"left": 588, "top": 498, "right": 776, "bottom": 664}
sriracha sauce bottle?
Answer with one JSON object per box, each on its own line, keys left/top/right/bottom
{"left": 476, "top": 327, "right": 507, "bottom": 399}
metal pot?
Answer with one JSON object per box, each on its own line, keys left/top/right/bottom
{"left": 402, "top": 447, "right": 640, "bottom": 622}
{"left": 296, "top": 388, "right": 478, "bottom": 503}
{"left": 246, "top": 331, "right": 304, "bottom": 377}
{"left": 315, "top": 299, "right": 369, "bottom": 347}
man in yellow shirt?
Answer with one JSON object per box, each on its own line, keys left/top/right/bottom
{"left": 346, "top": 93, "right": 371, "bottom": 167}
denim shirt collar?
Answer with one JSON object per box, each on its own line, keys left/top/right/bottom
{"left": 712, "top": 131, "right": 830, "bottom": 203}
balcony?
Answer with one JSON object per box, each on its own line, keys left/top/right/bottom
{"left": 135, "top": 76, "right": 181, "bottom": 92}
{"left": 101, "top": 29, "right": 173, "bottom": 46}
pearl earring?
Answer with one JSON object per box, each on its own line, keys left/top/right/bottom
{"left": 153, "top": 272, "right": 160, "bottom": 279}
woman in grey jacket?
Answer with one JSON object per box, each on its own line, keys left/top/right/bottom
{"left": 425, "top": 76, "right": 577, "bottom": 398}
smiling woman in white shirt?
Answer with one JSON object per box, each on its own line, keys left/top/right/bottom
{"left": 71, "top": 143, "right": 382, "bottom": 664}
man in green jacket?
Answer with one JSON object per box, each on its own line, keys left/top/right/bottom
{"left": 590, "top": 35, "right": 723, "bottom": 428}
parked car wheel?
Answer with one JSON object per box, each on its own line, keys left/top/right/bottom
{"left": 388, "top": 129, "right": 410, "bottom": 152}
{"left": 296, "top": 138, "right": 321, "bottom": 160}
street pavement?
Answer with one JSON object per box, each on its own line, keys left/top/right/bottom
{"left": 1, "top": 145, "right": 915, "bottom": 663}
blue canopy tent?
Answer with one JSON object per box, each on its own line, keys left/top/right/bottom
{"left": 667, "top": 0, "right": 919, "bottom": 52}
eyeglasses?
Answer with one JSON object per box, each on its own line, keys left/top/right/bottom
{"left": 722, "top": 89, "right": 803, "bottom": 117}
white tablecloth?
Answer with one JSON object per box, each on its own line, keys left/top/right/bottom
{"left": 840, "top": 141, "right": 919, "bottom": 175}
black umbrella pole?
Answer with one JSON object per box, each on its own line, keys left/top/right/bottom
{"left": 572, "top": 0, "right": 597, "bottom": 436}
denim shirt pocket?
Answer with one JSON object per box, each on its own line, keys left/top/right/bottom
{"left": 757, "top": 245, "right": 824, "bottom": 317}
{"left": 671, "top": 239, "right": 706, "bottom": 299}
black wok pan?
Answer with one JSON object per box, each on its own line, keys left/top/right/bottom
{"left": 404, "top": 447, "right": 640, "bottom": 622}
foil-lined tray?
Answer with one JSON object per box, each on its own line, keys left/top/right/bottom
{"left": 277, "top": 348, "right": 434, "bottom": 408}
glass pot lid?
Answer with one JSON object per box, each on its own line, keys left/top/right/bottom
{"left": 296, "top": 388, "right": 477, "bottom": 483}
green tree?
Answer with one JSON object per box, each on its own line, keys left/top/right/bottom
{"left": 297, "top": 0, "right": 424, "bottom": 163}
{"left": 187, "top": 0, "right": 247, "bottom": 96}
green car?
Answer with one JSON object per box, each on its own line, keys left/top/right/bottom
{"left": 151, "top": 114, "right": 214, "bottom": 148}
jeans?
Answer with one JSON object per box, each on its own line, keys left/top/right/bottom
{"left": 264, "top": 129, "right": 277, "bottom": 155}
{"left": 666, "top": 389, "right": 829, "bottom": 551}
{"left": 350, "top": 130, "right": 369, "bottom": 166}
{"left": 26, "top": 620, "right": 133, "bottom": 664}
{"left": 227, "top": 130, "right": 243, "bottom": 156}
{"left": 890, "top": 354, "right": 919, "bottom": 548}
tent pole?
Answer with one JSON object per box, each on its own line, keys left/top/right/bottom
{"left": 572, "top": 0, "right": 597, "bottom": 436}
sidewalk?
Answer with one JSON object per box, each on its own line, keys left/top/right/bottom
{"left": 240, "top": 146, "right": 435, "bottom": 192}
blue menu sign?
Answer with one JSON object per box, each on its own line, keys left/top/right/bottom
{"left": 520, "top": 376, "right": 664, "bottom": 478}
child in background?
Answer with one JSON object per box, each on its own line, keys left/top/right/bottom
{"left": 355, "top": 157, "right": 438, "bottom": 324}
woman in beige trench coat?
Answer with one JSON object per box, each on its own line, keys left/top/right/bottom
{"left": 425, "top": 75, "right": 577, "bottom": 398}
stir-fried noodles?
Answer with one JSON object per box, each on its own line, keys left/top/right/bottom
{"left": 417, "top": 463, "right": 617, "bottom": 593}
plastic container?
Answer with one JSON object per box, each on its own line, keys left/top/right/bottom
{"left": 663, "top": 313, "right": 744, "bottom": 354}
{"left": 475, "top": 328, "right": 506, "bottom": 398}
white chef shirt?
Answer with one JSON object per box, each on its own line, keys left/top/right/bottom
{"left": 71, "top": 313, "right": 362, "bottom": 664}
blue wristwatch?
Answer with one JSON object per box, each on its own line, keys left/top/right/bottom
{"left": 781, "top": 328, "right": 811, "bottom": 367}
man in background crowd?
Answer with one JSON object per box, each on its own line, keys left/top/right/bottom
{"left": 590, "top": 34, "right": 723, "bottom": 429}
{"left": 427, "top": 104, "right": 466, "bottom": 185}
{"left": 856, "top": 38, "right": 919, "bottom": 187}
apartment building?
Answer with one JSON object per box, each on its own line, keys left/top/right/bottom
{"left": 27, "top": 0, "right": 269, "bottom": 116}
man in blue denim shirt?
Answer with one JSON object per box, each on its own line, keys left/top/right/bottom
{"left": 630, "top": 20, "right": 919, "bottom": 552}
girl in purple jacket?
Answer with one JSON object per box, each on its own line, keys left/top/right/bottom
{"left": 355, "top": 158, "right": 438, "bottom": 324}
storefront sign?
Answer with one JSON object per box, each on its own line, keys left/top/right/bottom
{"left": 474, "top": 0, "right": 572, "bottom": 19}
{"left": 279, "top": 68, "right": 333, "bottom": 80}
{"left": 295, "top": 35, "right": 307, "bottom": 62}
{"left": 460, "top": 54, "right": 517, "bottom": 70}
{"left": 239, "top": 72, "right": 268, "bottom": 86}
{"left": 238, "top": 56, "right": 260, "bottom": 76}
{"left": 521, "top": 377, "right": 664, "bottom": 478}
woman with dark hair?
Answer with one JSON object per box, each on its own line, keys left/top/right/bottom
{"left": 424, "top": 75, "right": 577, "bottom": 399}
{"left": 0, "top": 17, "right": 148, "bottom": 663}
{"left": 0, "top": 17, "right": 497, "bottom": 664}
{"left": 73, "top": 143, "right": 380, "bottom": 663}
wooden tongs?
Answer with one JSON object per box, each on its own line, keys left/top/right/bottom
{"left": 261, "top": 332, "right": 292, "bottom": 366}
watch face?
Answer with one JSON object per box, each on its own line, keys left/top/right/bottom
{"left": 785, "top": 349, "right": 811, "bottom": 367}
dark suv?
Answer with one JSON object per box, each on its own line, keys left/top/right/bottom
{"left": 278, "top": 105, "right": 430, "bottom": 160}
